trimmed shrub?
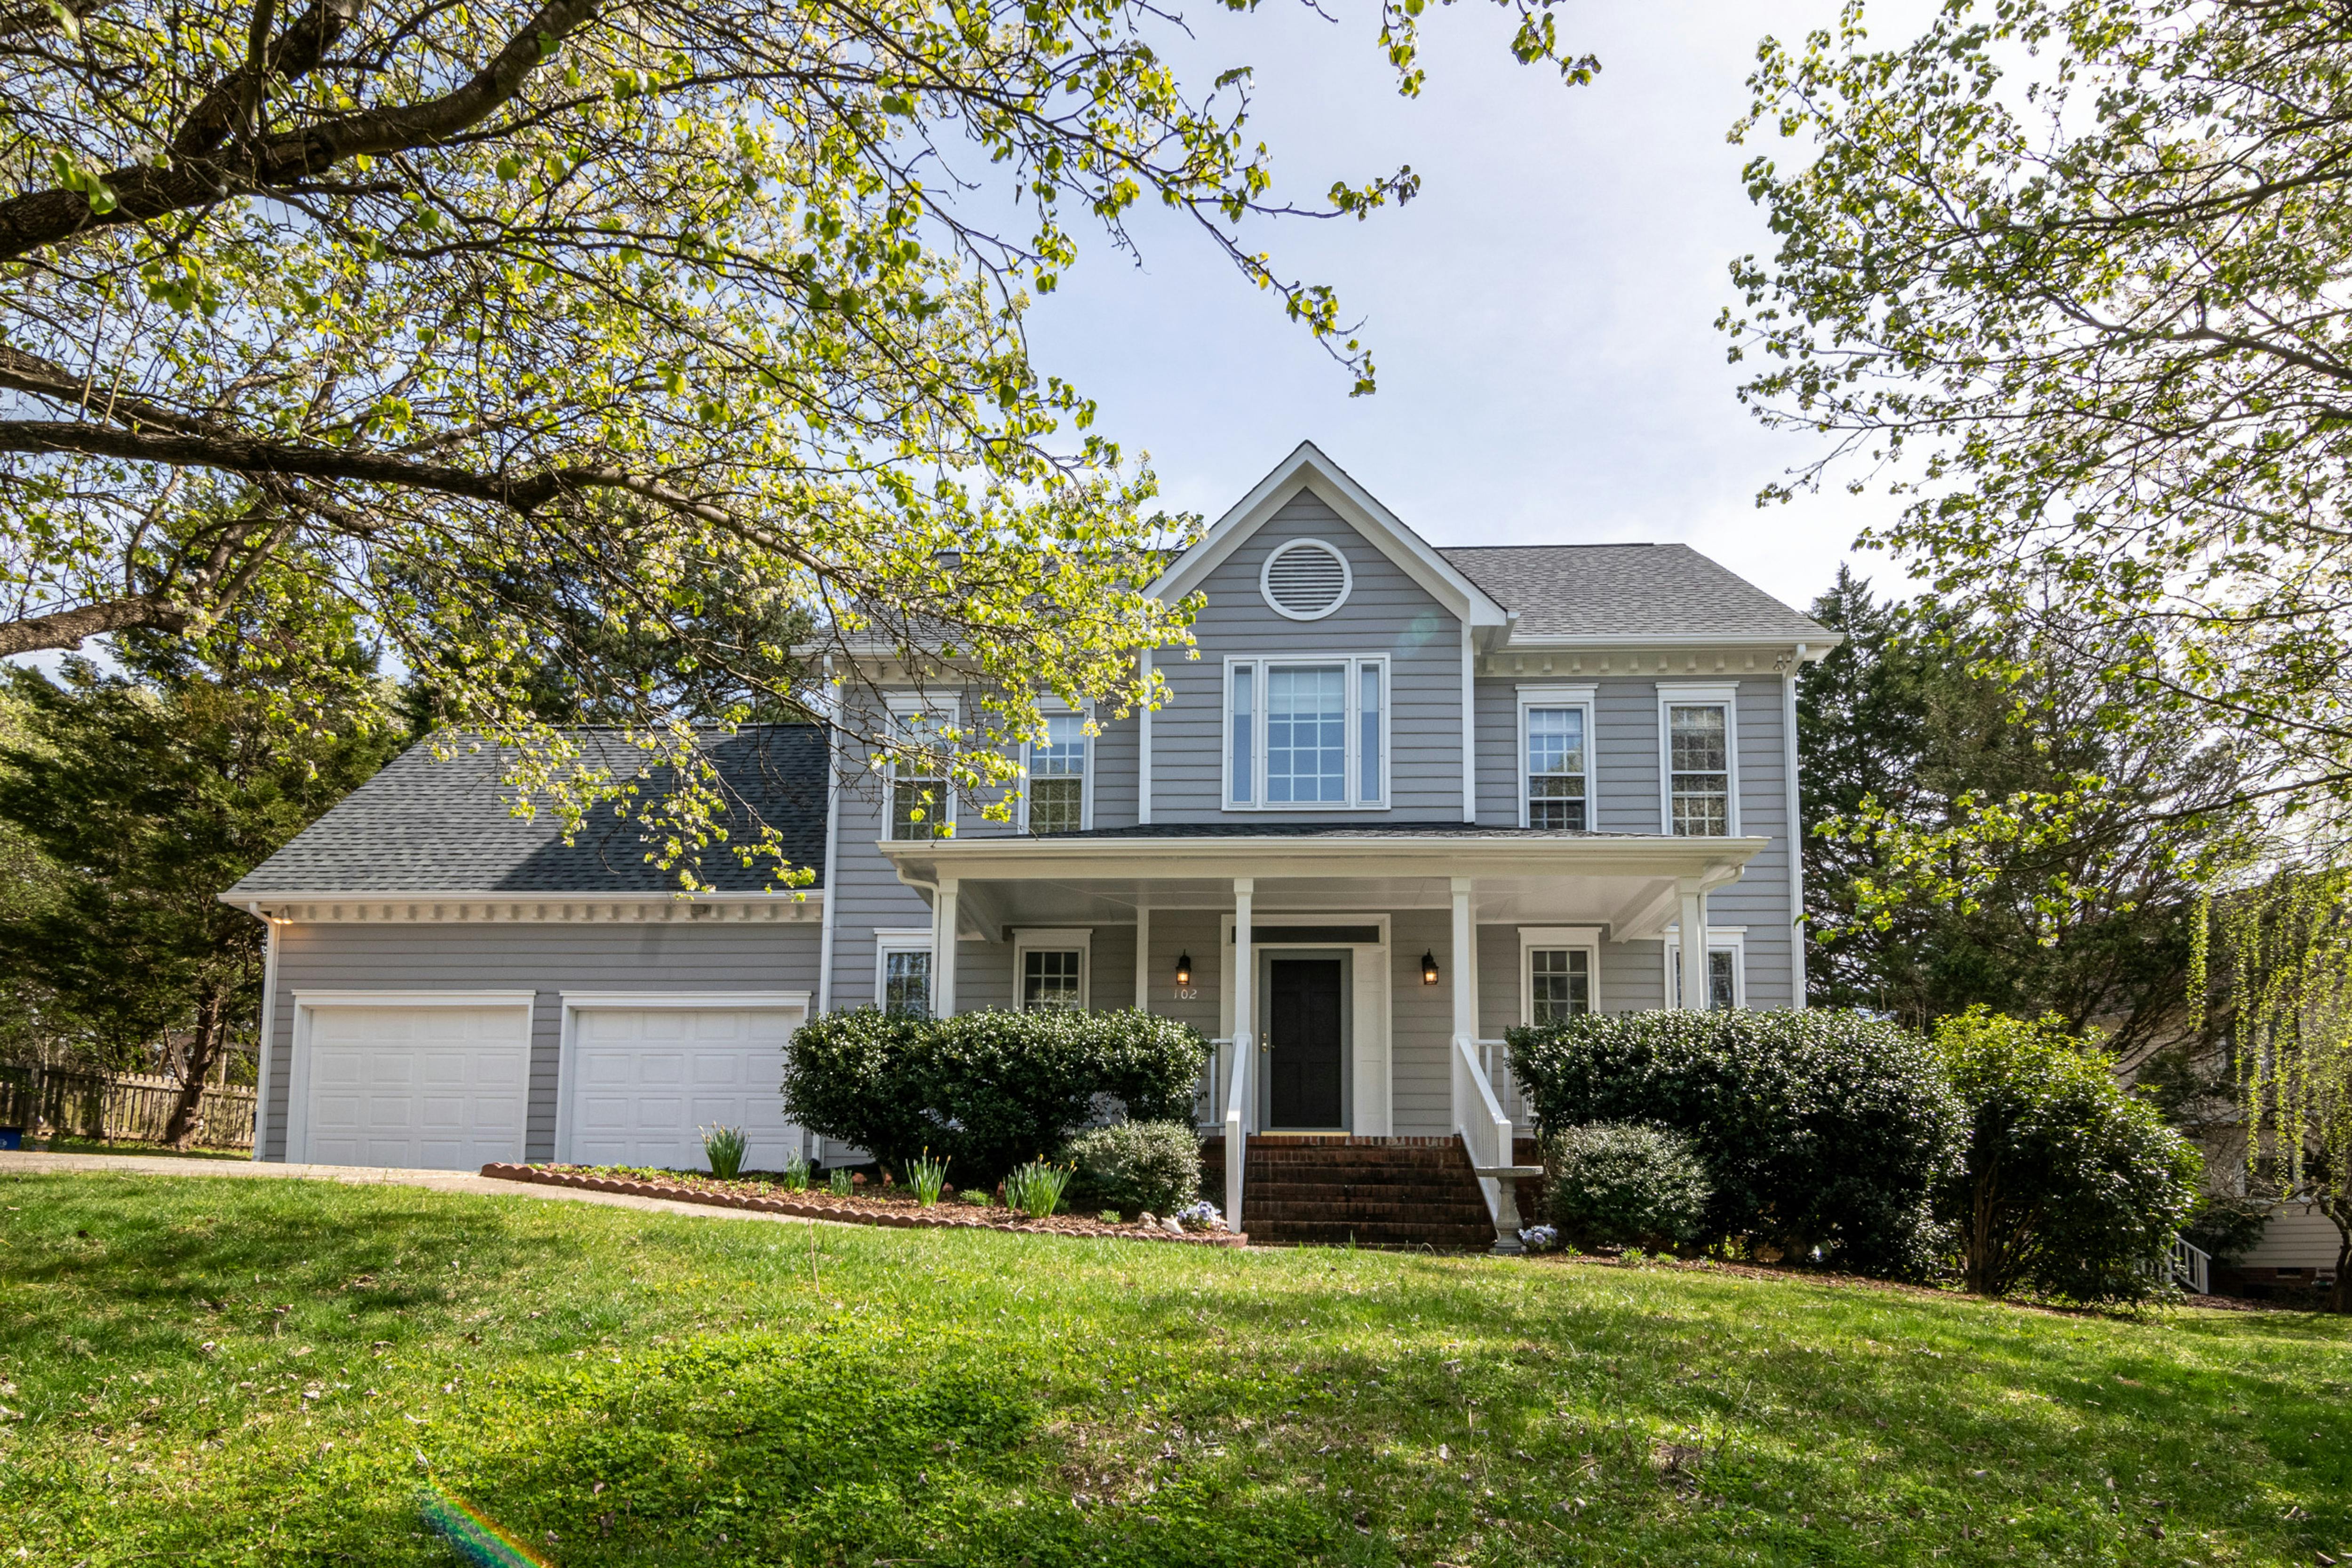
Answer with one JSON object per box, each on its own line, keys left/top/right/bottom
{"left": 1064, "top": 1119, "right": 1201, "bottom": 1216}
{"left": 1508, "top": 1008, "right": 1960, "bottom": 1276}
{"left": 781, "top": 1007, "right": 1208, "bottom": 1187}
{"left": 1935, "top": 1009, "right": 2203, "bottom": 1302}
{"left": 1543, "top": 1122, "right": 1712, "bottom": 1250}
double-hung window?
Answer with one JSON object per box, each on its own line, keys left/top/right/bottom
{"left": 1520, "top": 927, "right": 1601, "bottom": 1024}
{"left": 1665, "top": 930, "right": 1744, "bottom": 1011}
{"left": 1225, "top": 656, "right": 1387, "bottom": 809}
{"left": 1025, "top": 710, "right": 1089, "bottom": 834}
{"left": 1657, "top": 685, "right": 1737, "bottom": 836}
{"left": 1013, "top": 929, "right": 1090, "bottom": 1011}
{"left": 886, "top": 700, "right": 954, "bottom": 840}
{"left": 875, "top": 931, "right": 935, "bottom": 1017}
{"left": 1518, "top": 686, "right": 1594, "bottom": 830}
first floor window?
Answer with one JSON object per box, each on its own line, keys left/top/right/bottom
{"left": 1226, "top": 655, "right": 1388, "bottom": 809}
{"left": 1670, "top": 946, "right": 1740, "bottom": 1011}
{"left": 1528, "top": 948, "right": 1591, "bottom": 1021}
{"left": 882, "top": 947, "right": 933, "bottom": 1017}
{"left": 1667, "top": 702, "right": 1731, "bottom": 836}
{"left": 1022, "top": 949, "right": 1084, "bottom": 1011}
{"left": 1027, "top": 712, "right": 1088, "bottom": 834}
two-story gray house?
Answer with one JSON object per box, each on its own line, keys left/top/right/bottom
{"left": 227, "top": 442, "right": 1835, "bottom": 1244}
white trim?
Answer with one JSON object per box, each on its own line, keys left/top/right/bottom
{"left": 1258, "top": 537, "right": 1354, "bottom": 621}
{"left": 1147, "top": 441, "right": 1510, "bottom": 633}
{"left": 1221, "top": 653, "right": 1391, "bottom": 811}
{"left": 1661, "top": 928, "right": 1748, "bottom": 1011}
{"left": 1135, "top": 905, "right": 1152, "bottom": 1015}
{"left": 1137, "top": 648, "right": 1154, "bottom": 826}
{"left": 817, "top": 668, "right": 844, "bottom": 1015}
{"left": 1460, "top": 622, "right": 1477, "bottom": 823}
{"left": 221, "top": 892, "right": 822, "bottom": 924}
{"left": 1516, "top": 684, "right": 1598, "bottom": 831}
{"left": 1011, "top": 927, "right": 1093, "bottom": 1011}
{"left": 873, "top": 927, "right": 936, "bottom": 1013}
{"left": 552, "top": 991, "right": 810, "bottom": 1164}
{"left": 1518, "top": 926, "right": 1603, "bottom": 1025}
{"left": 1657, "top": 683, "right": 1741, "bottom": 838}
{"left": 1783, "top": 662, "right": 1807, "bottom": 1009}
{"left": 285, "top": 991, "right": 538, "bottom": 1167}
{"left": 251, "top": 913, "right": 280, "bottom": 1159}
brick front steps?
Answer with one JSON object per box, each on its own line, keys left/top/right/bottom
{"left": 477, "top": 1163, "right": 1244, "bottom": 1246}
{"left": 1199, "top": 1136, "right": 1502, "bottom": 1250}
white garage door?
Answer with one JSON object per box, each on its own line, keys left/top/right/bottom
{"left": 301, "top": 1004, "right": 532, "bottom": 1170}
{"left": 565, "top": 1005, "right": 804, "bottom": 1172}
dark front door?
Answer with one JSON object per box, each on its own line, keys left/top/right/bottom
{"left": 1267, "top": 958, "right": 1345, "bottom": 1128}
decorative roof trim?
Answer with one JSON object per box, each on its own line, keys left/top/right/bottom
{"left": 1149, "top": 441, "right": 1511, "bottom": 634}
{"left": 1478, "top": 643, "right": 1836, "bottom": 679}
{"left": 224, "top": 891, "right": 824, "bottom": 925}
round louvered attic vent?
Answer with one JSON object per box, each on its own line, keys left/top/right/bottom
{"left": 1259, "top": 539, "right": 1352, "bottom": 620}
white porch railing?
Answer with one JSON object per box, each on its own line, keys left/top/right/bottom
{"left": 2165, "top": 1236, "right": 2211, "bottom": 1295}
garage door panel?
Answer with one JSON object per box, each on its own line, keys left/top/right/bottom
{"left": 300, "top": 1003, "right": 532, "bottom": 1171}
{"left": 566, "top": 1006, "right": 803, "bottom": 1171}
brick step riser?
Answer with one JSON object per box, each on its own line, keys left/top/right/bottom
{"left": 1246, "top": 1186, "right": 1491, "bottom": 1208}
{"left": 1248, "top": 1228, "right": 1496, "bottom": 1249}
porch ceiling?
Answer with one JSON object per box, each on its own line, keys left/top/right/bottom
{"left": 875, "top": 831, "right": 1766, "bottom": 942}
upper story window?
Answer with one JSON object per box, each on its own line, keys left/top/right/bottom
{"left": 1657, "top": 684, "right": 1738, "bottom": 836}
{"left": 1025, "top": 710, "right": 1089, "bottom": 834}
{"left": 1225, "top": 656, "right": 1387, "bottom": 810}
{"left": 887, "top": 700, "right": 954, "bottom": 840}
{"left": 1259, "top": 539, "right": 1353, "bottom": 620}
{"left": 1517, "top": 685, "right": 1595, "bottom": 830}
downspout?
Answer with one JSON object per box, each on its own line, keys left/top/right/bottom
{"left": 246, "top": 903, "right": 279, "bottom": 1161}
{"left": 1783, "top": 647, "right": 1807, "bottom": 1009}
{"left": 816, "top": 658, "right": 843, "bottom": 1017}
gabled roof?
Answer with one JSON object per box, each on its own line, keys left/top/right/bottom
{"left": 226, "top": 726, "right": 828, "bottom": 897}
{"left": 1150, "top": 441, "right": 1512, "bottom": 636}
{"left": 1441, "top": 544, "right": 1829, "bottom": 644}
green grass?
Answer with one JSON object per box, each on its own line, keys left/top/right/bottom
{"left": 3, "top": 1172, "right": 2349, "bottom": 1567}
{"left": 37, "top": 1137, "right": 251, "bottom": 1160}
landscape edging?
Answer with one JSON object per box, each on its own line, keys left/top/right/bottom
{"left": 477, "top": 1162, "right": 1247, "bottom": 1246}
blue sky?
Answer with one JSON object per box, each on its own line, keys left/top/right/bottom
{"left": 1014, "top": 0, "right": 1921, "bottom": 617}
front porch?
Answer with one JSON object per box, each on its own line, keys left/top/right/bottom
{"left": 878, "top": 827, "right": 1764, "bottom": 1246}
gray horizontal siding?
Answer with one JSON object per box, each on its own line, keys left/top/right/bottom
{"left": 264, "top": 921, "right": 823, "bottom": 1162}
{"left": 1151, "top": 489, "right": 1466, "bottom": 822}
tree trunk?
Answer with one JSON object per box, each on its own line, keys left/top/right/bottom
{"left": 161, "top": 987, "right": 224, "bottom": 1150}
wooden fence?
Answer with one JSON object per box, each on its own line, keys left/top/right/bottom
{"left": 0, "top": 1063, "right": 255, "bottom": 1149}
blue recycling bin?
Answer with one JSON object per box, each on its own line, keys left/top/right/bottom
{"left": 0, "top": 1127, "right": 21, "bottom": 1151}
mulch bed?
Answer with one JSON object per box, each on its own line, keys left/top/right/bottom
{"left": 478, "top": 1163, "right": 1245, "bottom": 1246}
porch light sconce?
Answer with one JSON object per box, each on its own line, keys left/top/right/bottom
{"left": 1421, "top": 951, "right": 1440, "bottom": 986}
{"left": 1175, "top": 952, "right": 1193, "bottom": 987}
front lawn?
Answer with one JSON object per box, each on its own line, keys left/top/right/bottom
{"left": 4, "top": 1171, "right": 2349, "bottom": 1567}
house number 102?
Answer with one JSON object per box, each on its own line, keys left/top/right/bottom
{"left": 1172, "top": 986, "right": 1199, "bottom": 1001}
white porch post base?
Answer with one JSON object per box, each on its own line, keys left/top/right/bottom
{"left": 1677, "top": 879, "right": 1709, "bottom": 1012}
{"left": 932, "top": 878, "right": 960, "bottom": 1018}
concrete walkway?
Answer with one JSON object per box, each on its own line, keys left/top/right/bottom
{"left": 1, "top": 1150, "right": 826, "bottom": 1227}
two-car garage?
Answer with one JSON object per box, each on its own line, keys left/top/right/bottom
{"left": 284, "top": 991, "right": 809, "bottom": 1172}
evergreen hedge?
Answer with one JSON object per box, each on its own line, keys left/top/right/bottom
{"left": 1543, "top": 1122, "right": 1713, "bottom": 1250}
{"left": 1064, "top": 1119, "right": 1202, "bottom": 1216}
{"left": 1507, "top": 1009, "right": 1961, "bottom": 1276}
{"left": 783, "top": 1007, "right": 1208, "bottom": 1185}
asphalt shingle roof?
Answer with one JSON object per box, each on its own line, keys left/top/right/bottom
{"left": 228, "top": 726, "right": 829, "bottom": 896}
{"left": 1438, "top": 543, "right": 1827, "bottom": 642}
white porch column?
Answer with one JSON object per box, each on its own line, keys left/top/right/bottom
{"left": 1134, "top": 905, "right": 1152, "bottom": 1014}
{"left": 1677, "top": 876, "right": 1710, "bottom": 1011}
{"left": 1450, "top": 876, "right": 1477, "bottom": 1045}
{"left": 932, "top": 878, "right": 960, "bottom": 1018}
{"left": 1232, "top": 878, "right": 1255, "bottom": 1081}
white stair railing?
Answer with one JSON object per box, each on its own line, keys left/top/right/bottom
{"left": 1223, "top": 1033, "right": 1250, "bottom": 1237}
{"left": 1453, "top": 1033, "right": 1513, "bottom": 1222}
{"left": 2169, "top": 1236, "right": 2211, "bottom": 1295}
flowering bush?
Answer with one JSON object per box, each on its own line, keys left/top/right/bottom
{"left": 1518, "top": 1224, "right": 1561, "bottom": 1253}
{"left": 1543, "top": 1122, "right": 1713, "bottom": 1250}
{"left": 1174, "top": 1200, "right": 1225, "bottom": 1232}
{"left": 1063, "top": 1119, "right": 1201, "bottom": 1216}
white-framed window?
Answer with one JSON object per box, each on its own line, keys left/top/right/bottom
{"left": 1224, "top": 655, "right": 1388, "bottom": 810}
{"left": 1517, "top": 685, "right": 1596, "bottom": 830}
{"left": 1012, "top": 928, "right": 1091, "bottom": 1011}
{"left": 1520, "top": 926, "right": 1602, "bottom": 1024}
{"left": 874, "top": 929, "right": 936, "bottom": 1017}
{"left": 1022, "top": 707, "right": 1091, "bottom": 835}
{"left": 1656, "top": 683, "right": 1738, "bottom": 837}
{"left": 885, "top": 697, "right": 956, "bottom": 841}
{"left": 1661, "top": 928, "right": 1745, "bottom": 1011}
